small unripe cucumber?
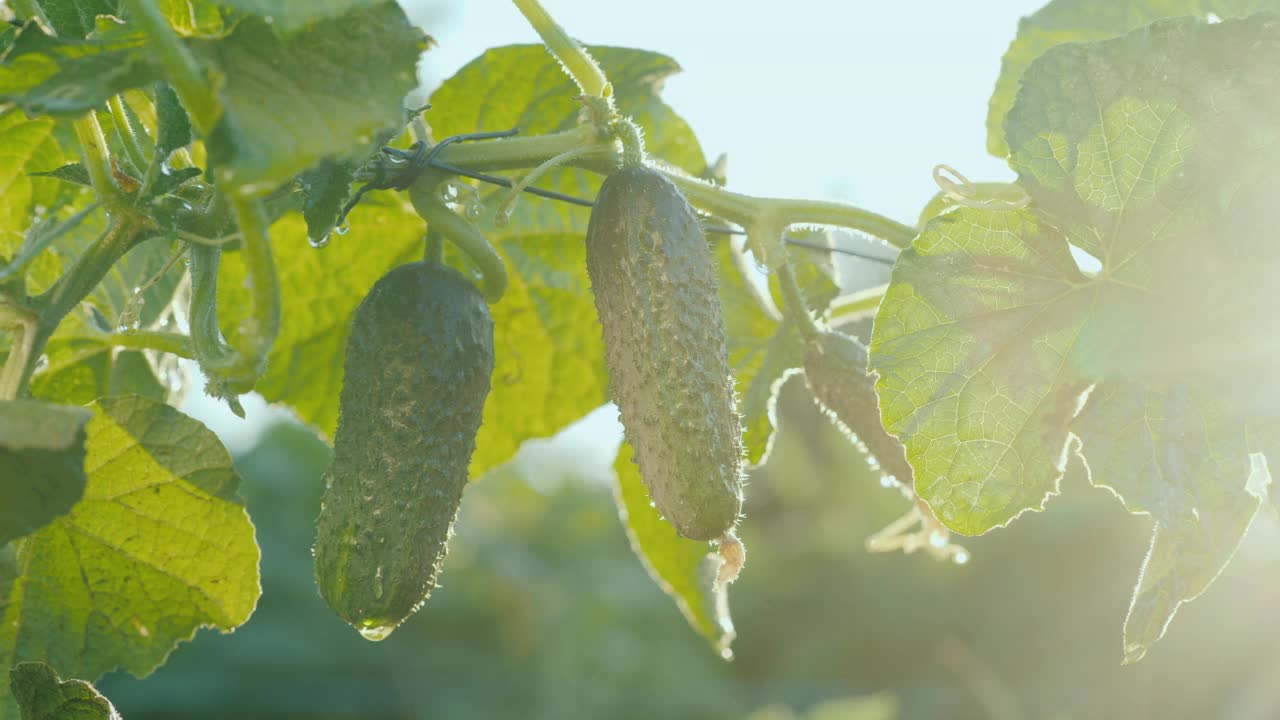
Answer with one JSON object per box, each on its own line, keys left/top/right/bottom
{"left": 585, "top": 166, "right": 745, "bottom": 541}
{"left": 803, "top": 330, "right": 913, "bottom": 484}
{"left": 314, "top": 261, "right": 494, "bottom": 640}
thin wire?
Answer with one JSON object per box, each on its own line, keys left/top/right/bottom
{"left": 349, "top": 129, "right": 900, "bottom": 266}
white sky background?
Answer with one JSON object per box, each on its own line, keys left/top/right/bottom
{"left": 191, "top": 0, "right": 1049, "bottom": 457}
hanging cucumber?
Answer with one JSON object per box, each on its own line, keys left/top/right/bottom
{"left": 314, "top": 260, "right": 495, "bottom": 640}
{"left": 585, "top": 165, "right": 745, "bottom": 544}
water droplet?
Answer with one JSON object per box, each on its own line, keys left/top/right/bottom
{"left": 494, "top": 210, "right": 511, "bottom": 228}
{"left": 953, "top": 549, "right": 970, "bottom": 565}
{"left": 356, "top": 622, "right": 396, "bottom": 642}
{"left": 465, "top": 203, "right": 482, "bottom": 220}
{"left": 33, "top": 354, "right": 49, "bottom": 373}
{"left": 438, "top": 184, "right": 459, "bottom": 203}
{"left": 879, "top": 475, "right": 898, "bottom": 488}
{"left": 929, "top": 530, "right": 948, "bottom": 549}
{"left": 117, "top": 287, "right": 145, "bottom": 335}
{"left": 309, "top": 233, "right": 330, "bottom": 249}
{"left": 335, "top": 222, "right": 350, "bottom": 236}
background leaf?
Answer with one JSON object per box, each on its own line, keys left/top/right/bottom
{"left": 613, "top": 441, "right": 733, "bottom": 655}
{"left": 0, "top": 110, "right": 68, "bottom": 259}
{"left": 873, "top": 16, "right": 1280, "bottom": 658}
{"left": 0, "top": 400, "right": 91, "bottom": 545}
{"left": 193, "top": 2, "right": 424, "bottom": 192}
{"left": 0, "top": 395, "right": 260, "bottom": 720}
{"left": 983, "top": 0, "right": 1280, "bottom": 157}
{"left": 9, "top": 662, "right": 121, "bottom": 720}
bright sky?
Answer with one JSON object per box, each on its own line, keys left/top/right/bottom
{"left": 402, "top": 0, "right": 1046, "bottom": 222}
{"left": 191, "top": 0, "right": 1051, "bottom": 452}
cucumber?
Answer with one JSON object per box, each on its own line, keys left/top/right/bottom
{"left": 585, "top": 165, "right": 745, "bottom": 542}
{"left": 803, "top": 330, "right": 913, "bottom": 484}
{"left": 314, "top": 261, "right": 494, "bottom": 640}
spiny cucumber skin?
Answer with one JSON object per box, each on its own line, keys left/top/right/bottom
{"left": 314, "top": 261, "right": 494, "bottom": 638}
{"left": 585, "top": 166, "right": 745, "bottom": 542}
{"left": 803, "top": 331, "right": 913, "bottom": 484}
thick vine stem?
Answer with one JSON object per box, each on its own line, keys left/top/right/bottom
{"left": 512, "top": 0, "right": 610, "bottom": 99}
{"left": 120, "top": 0, "right": 219, "bottom": 134}
{"left": 412, "top": 183, "right": 509, "bottom": 303}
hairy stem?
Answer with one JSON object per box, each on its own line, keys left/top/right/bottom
{"left": 413, "top": 189, "right": 509, "bottom": 303}
{"left": 68, "top": 328, "right": 195, "bottom": 359}
{"left": 121, "top": 0, "right": 219, "bottom": 134}
{"left": 108, "top": 95, "right": 151, "bottom": 177}
{"left": 73, "top": 114, "right": 122, "bottom": 205}
{"left": 775, "top": 257, "right": 823, "bottom": 341}
{"left": 511, "top": 0, "right": 609, "bottom": 98}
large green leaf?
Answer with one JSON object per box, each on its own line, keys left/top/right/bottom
{"left": 613, "top": 441, "right": 733, "bottom": 655}
{"left": 195, "top": 2, "right": 424, "bottom": 192}
{"left": 423, "top": 45, "right": 710, "bottom": 478}
{"left": 0, "top": 400, "right": 91, "bottom": 545}
{"left": 9, "top": 662, "right": 120, "bottom": 720}
{"left": 218, "top": 207, "right": 423, "bottom": 435}
{"left": 984, "top": 0, "right": 1280, "bottom": 157}
{"left": 212, "top": 0, "right": 382, "bottom": 33}
{"left": 0, "top": 111, "right": 68, "bottom": 256}
{"left": 872, "top": 16, "right": 1280, "bottom": 659}
{"left": 0, "top": 396, "right": 260, "bottom": 719}
{"left": 21, "top": 1, "right": 116, "bottom": 39}
{"left": 0, "top": 22, "right": 158, "bottom": 117}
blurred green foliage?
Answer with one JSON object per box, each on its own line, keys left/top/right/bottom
{"left": 98, "top": 377, "right": 1280, "bottom": 719}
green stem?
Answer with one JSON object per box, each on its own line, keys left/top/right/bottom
{"left": 22, "top": 220, "right": 149, "bottom": 392}
{"left": 511, "top": 0, "right": 609, "bottom": 98}
{"left": 225, "top": 194, "right": 279, "bottom": 385}
{"left": 0, "top": 304, "right": 38, "bottom": 401}
{"left": 497, "top": 145, "right": 595, "bottom": 220}
{"left": 427, "top": 121, "right": 914, "bottom": 248}
{"left": 73, "top": 114, "right": 123, "bottom": 205}
{"left": 776, "top": 257, "right": 823, "bottom": 341}
{"left": 412, "top": 183, "right": 508, "bottom": 303}
{"left": 120, "top": 0, "right": 219, "bottom": 134}
{"left": 108, "top": 95, "right": 151, "bottom": 177}
{"left": 68, "top": 328, "right": 195, "bottom": 358}
{"left": 187, "top": 243, "right": 234, "bottom": 370}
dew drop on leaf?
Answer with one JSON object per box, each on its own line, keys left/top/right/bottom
{"left": 309, "top": 233, "right": 331, "bottom": 249}
{"left": 33, "top": 354, "right": 49, "bottom": 373}
{"left": 953, "top": 549, "right": 971, "bottom": 565}
{"left": 335, "top": 222, "right": 350, "bottom": 236}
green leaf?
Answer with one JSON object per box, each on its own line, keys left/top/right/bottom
{"left": 0, "top": 110, "right": 67, "bottom": 258}
{"left": 0, "top": 400, "right": 91, "bottom": 545}
{"left": 212, "top": 0, "right": 382, "bottom": 33}
{"left": 9, "top": 662, "right": 120, "bottom": 720}
{"left": 422, "top": 45, "right": 710, "bottom": 478}
{"left": 217, "top": 208, "right": 424, "bottom": 435}
{"left": 1073, "top": 383, "right": 1269, "bottom": 663}
{"left": 983, "top": 0, "right": 1280, "bottom": 157}
{"left": 153, "top": 82, "right": 192, "bottom": 160}
{"left": 872, "top": 16, "right": 1280, "bottom": 658}
{"left": 0, "top": 395, "right": 260, "bottom": 719}
{"left": 0, "top": 22, "right": 160, "bottom": 118}
{"left": 148, "top": 0, "right": 226, "bottom": 37}
{"left": 23, "top": 1, "right": 116, "bottom": 39}
{"left": 298, "top": 159, "right": 357, "bottom": 245}
{"left": 613, "top": 441, "right": 733, "bottom": 655}
{"left": 194, "top": 3, "right": 424, "bottom": 192}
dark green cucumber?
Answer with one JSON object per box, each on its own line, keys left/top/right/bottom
{"left": 314, "top": 261, "right": 494, "bottom": 640}
{"left": 803, "top": 330, "right": 913, "bottom": 484}
{"left": 585, "top": 165, "right": 745, "bottom": 542}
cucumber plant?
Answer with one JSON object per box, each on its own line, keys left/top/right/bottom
{"left": 0, "top": 0, "right": 1277, "bottom": 712}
